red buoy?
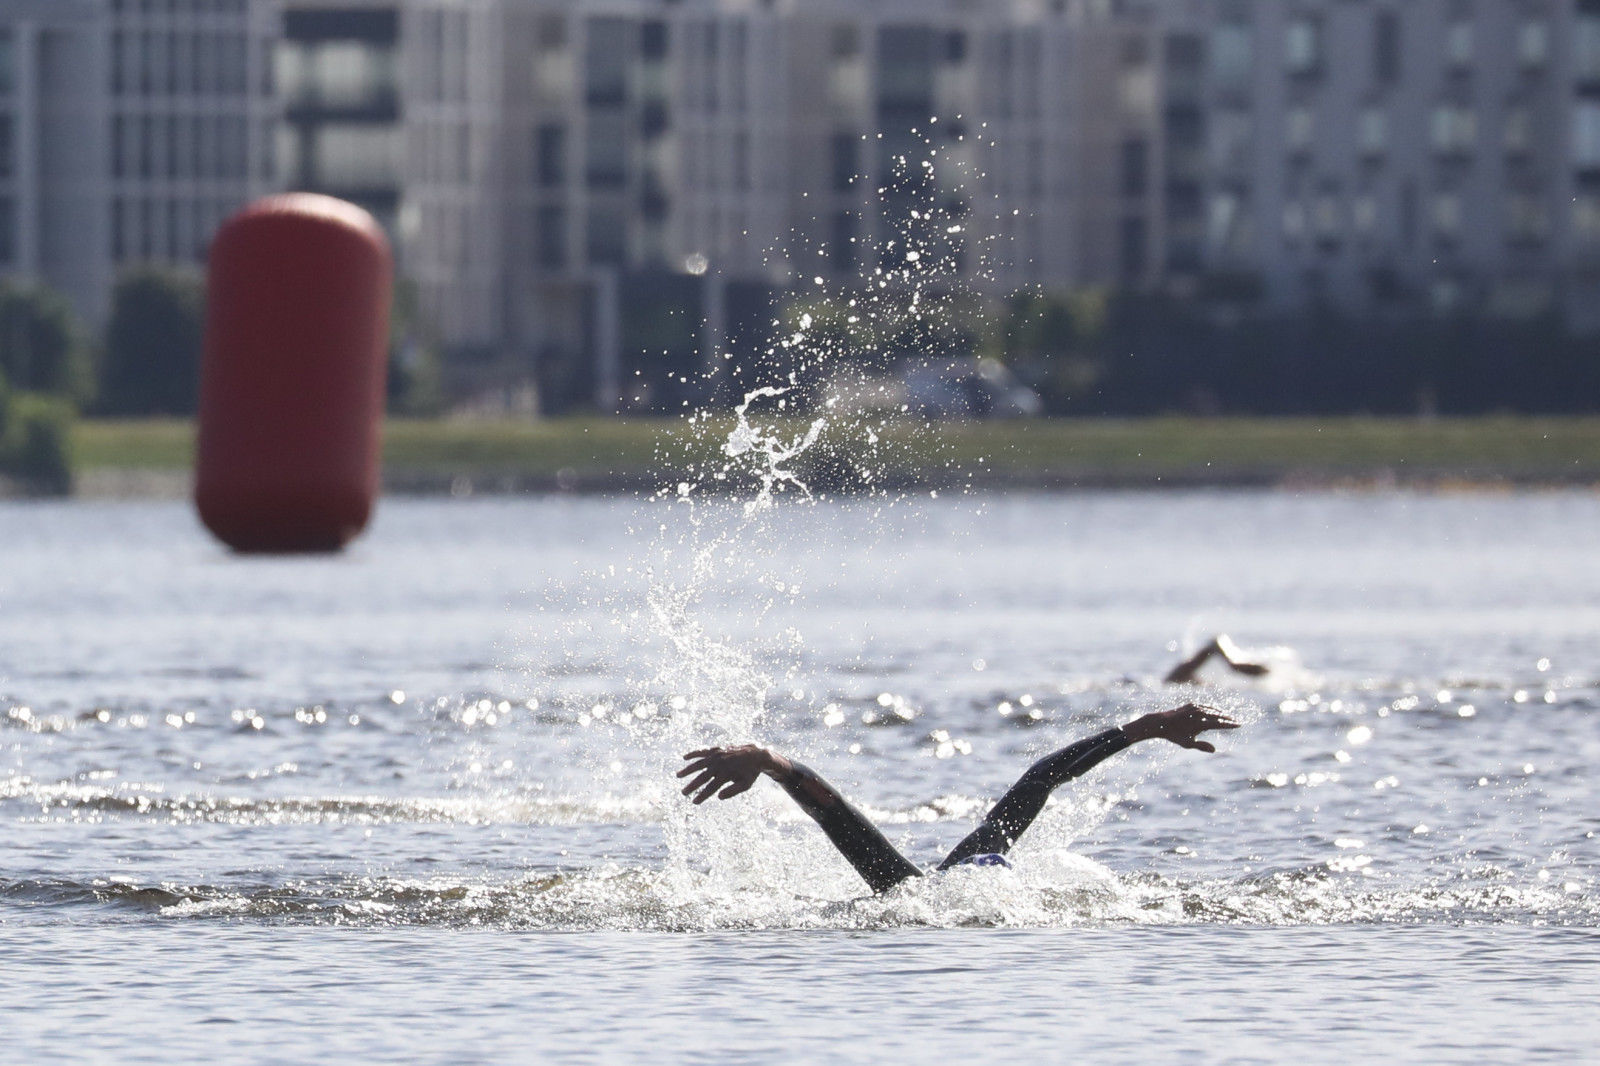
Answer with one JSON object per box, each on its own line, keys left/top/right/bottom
{"left": 196, "top": 194, "right": 392, "bottom": 553}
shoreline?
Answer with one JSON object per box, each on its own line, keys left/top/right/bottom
{"left": 51, "top": 464, "right": 1600, "bottom": 500}
{"left": 24, "top": 413, "right": 1600, "bottom": 499}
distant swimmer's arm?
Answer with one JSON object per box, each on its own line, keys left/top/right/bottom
{"left": 678, "top": 745, "right": 922, "bottom": 893}
{"left": 1164, "top": 635, "right": 1270, "bottom": 684}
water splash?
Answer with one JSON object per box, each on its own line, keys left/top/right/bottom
{"left": 720, "top": 386, "right": 827, "bottom": 513}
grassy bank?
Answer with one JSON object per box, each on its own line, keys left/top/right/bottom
{"left": 71, "top": 414, "right": 1600, "bottom": 492}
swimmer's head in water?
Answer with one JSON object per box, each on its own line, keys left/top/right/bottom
{"left": 952, "top": 853, "right": 1012, "bottom": 869}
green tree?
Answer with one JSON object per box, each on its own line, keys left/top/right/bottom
{"left": 0, "top": 370, "right": 74, "bottom": 496}
{"left": 99, "top": 267, "right": 205, "bottom": 415}
{"left": 388, "top": 279, "right": 443, "bottom": 415}
{"left": 0, "top": 282, "right": 94, "bottom": 405}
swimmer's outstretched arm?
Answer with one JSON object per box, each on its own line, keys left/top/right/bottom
{"left": 937, "top": 704, "right": 1238, "bottom": 868}
{"left": 1164, "top": 635, "right": 1270, "bottom": 684}
{"left": 678, "top": 745, "right": 921, "bottom": 893}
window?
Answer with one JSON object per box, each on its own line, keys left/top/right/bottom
{"left": 1374, "top": 11, "right": 1401, "bottom": 86}
{"left": 1209, "top": 109, "right": 1251, "bottom": 171}
{"left": 1211, "top": 23, "right": 1252, "bottom": 92}
{"left": 1358, "top": 107, "right": 1386, "bottom": 156}
{"left": 1518, "top": 20, "right": 1549, "bottom": 69}
{"left": 1118, "top": 216, "right": 1146, "bottom": 279}
{"left": 1504, "top": 107, "right": 1532, "bottom": 155}
{"left": 1575, "top": 102, "right": 1600, "bottom": 167}
{"left": 830, "top": 24, "right": 860, "bottom": 60}
{"left": 0, "top": 30, "right": 14, "bottom": 95}
{"left": 1282, "top": 201, "right": 1306, "bottom": 241}
{"left": 640, "top": 20, "right": 667, "bottom": 60}
{"left": 585, "top": 205, "right": 626, "bottom": 264}
{"left": 1312, "top": 194, "right": 1340, "bottom": 243}
{"left": 312, "top": 124, "right": 401, "bottom": 188}
{"left": 1578, "top": 14, "right": 1600, "bottom": 81}
{"left": 1431, "top": 106, "right": 1476, "bottom": 154}
{"left": 1207, "top": 191, "right": 1243, "bottom": 252}
{"left": 832, "top": 211, "right": 856, "bottom": 273}
{"left": 831, "top": 133, "right": 857, "bottom": 192}
{"left": 1433, "top": 193, "right": 1462, "bottom": 238}
{"left": 585, "top": 110, "right": 627, "bottom": 187}
{"left": 1353, "top": 196, "right": 1378, "bottom": 234}
{"left": 536, "top": 205, "right": 565, "bottom": 268}
{"left": 1119, "top": 138, "right": 1147, "bottom": 197}
{"left": 1507, "top": 194, "right": 1548, "bottom": 242}
{"left": 1285, "top": 17, "right": 1321, "bottom": 76}
{"left": 536, "top": 124, "right": 565, "bottom": 187}
{"left": 0, "top": 196, "right": 13, "bottom": 264}
{"left": 584, "top": 18, "right": 629, "bottom": 105}
{"left": 1573, "top": 194, "right": 1600, "bottom": 242}
{"left": 1444, "top": 22, "right": 1474, "bottom": 69}
{"left": 1287, "top": 107, "right": 1314, "bottom": 153}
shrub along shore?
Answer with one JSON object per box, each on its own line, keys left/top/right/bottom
{"left": 56, "top": 415, "right": 1600, "bottom": 498}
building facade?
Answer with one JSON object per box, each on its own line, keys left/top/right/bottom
{"left": 1180, "top": 0, "right": 1596, "bottom": 324}
{"left": 0, "top": 0, "right": 279, "bottom": 324}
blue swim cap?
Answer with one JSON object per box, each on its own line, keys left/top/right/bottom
{"left": 952, "top": 853, "right": 1012, "bottom": 868}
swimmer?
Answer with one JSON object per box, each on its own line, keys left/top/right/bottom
{"left": 678, "top": 703, "right": 1238, "bottom": 894}
{"left": 1164, "top": 634, "right": 1271, "bottom": 685}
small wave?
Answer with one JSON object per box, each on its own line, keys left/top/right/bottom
{"left": 0, "top": 778, "right": 657, "bottom": 827}
{"left": 4, "top": 859, "right": 1590, "bottom": 931}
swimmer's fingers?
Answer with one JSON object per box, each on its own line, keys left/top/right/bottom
{"left": 682, "top": 748, "right": 723, "bottom": 760}
{"left": 717, "top": 779, "right": 753, "bottom": 800}
{"left": 1179, "top": 738, "right": 1217, "bottom": 753}
{"left": 676, "top": 761, "right": 708, "bottom": 779}
{"left": 681, "top": 770, "right": 716, "bottom": 799}
{"left": 693, "top": 777, "right": 727, "bottom": 804}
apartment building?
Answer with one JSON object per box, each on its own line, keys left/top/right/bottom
{"left": 1183, "top": 0, "right": 1585, "bottom": 321}
{"left": 0, "top": 0, "right": 278, "bottom": 324}
{"left": 395, "top": 0, "right": 1170, "bottom": 405}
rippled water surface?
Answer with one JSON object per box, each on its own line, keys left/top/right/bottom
{"left": 2, "top": 491, "right": 1597, "bottom": 1063}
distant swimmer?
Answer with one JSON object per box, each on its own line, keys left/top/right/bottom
{"left": 678, "top": 704, "right": 1238, "bottom": 894}
{"left": 1163, "top": 634, "right": 1271, "bottom": 685}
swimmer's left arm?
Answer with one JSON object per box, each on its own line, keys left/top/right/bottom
{"left": 1120, "top": 704, "right": 1240, "bottom": 751}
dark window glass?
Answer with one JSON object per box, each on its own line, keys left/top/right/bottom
{"left": 0, "top": 115, "right": 16, "bottom": 178}
{"left": 1120, "top": 138, "right": 1147, "bottom": 197}
{"left": 586, "top": 206, "right": 626, "bottom": 264}
{"left": 832, "top": 211, "right": 856, "bottom": 273}
{"left": 536, "top": 123, "right": 565, "bottom": 187}
{"left": 831, "top": 133, "right": 857, "bottom": 191}
{"left": 1375, "top": 11, "right": 1401, "bottom": 85}
{"left": 1119, "top": 215, "right": 1147, "bottom": 279}
{"left": 641, "top": 20, "right": 667, "bottom": 59}
{"left": 537, "top": 205, "right": 565, "bottom": 268}
{"left": 0, "top": 196, "right": 14, "bottom": 264}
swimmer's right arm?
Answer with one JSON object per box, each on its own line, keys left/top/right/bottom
{"left": 679, "top": 745, "right": 922, "bottom": 891}
{"left": 677, "top": 745, "right": 844, "bottom": 808}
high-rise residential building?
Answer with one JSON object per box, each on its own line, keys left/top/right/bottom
{"left": 1182, "top": 0, "right": 1584, "bottom": 322}
{"left": 335, "top": 0, "right": 1171, "bottom": 407}
{"left": 0, "top": 0, "right": 279, "bottom": 324}
{"left": 13, "top": 0, "right": 1600, "bottom": 412}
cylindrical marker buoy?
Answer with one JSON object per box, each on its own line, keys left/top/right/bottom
{"left": 196, "top": 194, "right": 392, "bottom": 553}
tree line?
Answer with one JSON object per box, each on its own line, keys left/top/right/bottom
{"left": 0, "top": 270, "right": 441, "bottom": 493}
{"left": 770, "top": 286, "right": 1600, "bottom": 417}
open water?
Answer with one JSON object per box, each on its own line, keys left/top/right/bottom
{"left": 2, "top": 486, "right": 1598, "bottom": 1063}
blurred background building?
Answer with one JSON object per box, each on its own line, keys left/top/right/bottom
{"left": 2, "top": 0, "right": 1599, "bottom": 412}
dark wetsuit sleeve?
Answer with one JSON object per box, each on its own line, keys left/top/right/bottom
{"left": 776, "top": 761, "right": 922, "bottom": 894}
{"left": 937, "top": 727, "right": 1133, "bottom": 869}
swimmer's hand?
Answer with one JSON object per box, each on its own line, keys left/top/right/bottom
{"left": 678, "top": 745, "right": 792, "bottom": 804}
{"left": 1214, "top": 635, "right": 1270, "bottom": 677}
{"left": 1122, "top": 704, "right": 1240, "bottom": 753}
